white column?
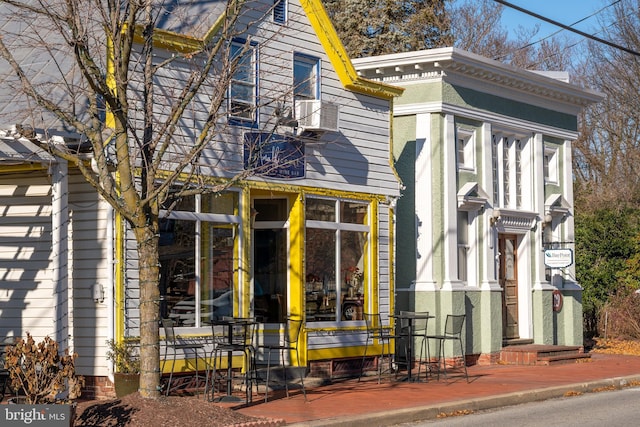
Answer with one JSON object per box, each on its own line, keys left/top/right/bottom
{"left": 442, "top": 114, "right": 463, "bottom": 290}
{"left": 413, "top": 113, "right": 438, "bottom": 291}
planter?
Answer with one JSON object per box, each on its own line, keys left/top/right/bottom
{"left": 114, "top": 373, "right": 140, "bottom": 398}
{"left": 4, "top": 398, "right": 76, "bottom": 426}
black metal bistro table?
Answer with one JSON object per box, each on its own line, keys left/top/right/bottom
{"left": 391, "top": 311, "right": 434, "bottom": 382}
{"left": 210, "top": 317, "right": 254, "bottom": 403}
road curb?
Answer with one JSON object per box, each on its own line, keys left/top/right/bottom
{"left": 288, "top": 375, "right": 640, "bottom": 427}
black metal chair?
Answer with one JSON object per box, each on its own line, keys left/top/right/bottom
{"left": 426, "top": 314, "right": 469, "bottom": 382}
{"left": 399, "top": 311, "right": 432, "bottom": 381}
{"left": 359, "top": 312, "right": 400, "bottom": 383}
{"left": 161, "top": 318, "right": 205, "bottom": 395}
{"left": 206, "top": 317, "right": 256, "bottom": 403}
{"left": 255, "top": 317, "right": 307, "bottom": 402}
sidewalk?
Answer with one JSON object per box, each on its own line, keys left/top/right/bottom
{"left": 234, "top": 353, "right": 640, "bottom": 426}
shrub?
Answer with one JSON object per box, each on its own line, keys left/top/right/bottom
{"left": 106, "top": 339, "right": 140, "bottom": 374}
{"left": 4, "top": 333, "right": 84, "bottom": 404}
{"left": 599, "top": 289, "right": 640, "bottom": 340}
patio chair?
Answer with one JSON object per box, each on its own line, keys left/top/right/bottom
{"left": 161, "top": 318, "right": 205, "bottom": 395}
{"left": 255, "top": 317, "right": 307, "bottom": 402}
{"left": 399, "top": 311, "right": 432, "bottom": 381}
{"left": 426, "top": 314, "right": 468, "bottom": 382}
{"left": 206, "top": 317, "right": 256, "bottom": 403}
{"left": 359, "top": 312, "right": 400, "bottom": 383}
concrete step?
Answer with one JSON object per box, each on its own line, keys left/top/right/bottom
{"left": 500, "top": 344, "right": 591, "bottom": 366}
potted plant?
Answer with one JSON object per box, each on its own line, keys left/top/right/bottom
{"left": 2, "top": 333, "right": 83, "bottom": 426}
{"left": 106, "top": 339, "right": 140, "bottom": 398}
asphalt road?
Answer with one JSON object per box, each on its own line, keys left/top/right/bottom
{"left": 395, "top": 387, "right": 640, "bottom": 426}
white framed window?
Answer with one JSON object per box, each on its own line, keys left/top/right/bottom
{"left": 305, "top": 197, "right": 370, "bottom": 323}
{"left": 544, "top": 145, "right": 559, "bottom": 184}
{"left": 158, "top": 191, "right": 241, "bottom": 328}
{"left": 492, "top": 133, "right": 528, "bottom": 209}
{"left": 293, "top": 53, "right": 319, "bottom": 101}
{"left": 229, "top": 39, "right": 257, "bottom": 124}
{"left": 273, "top": 0, "right": 287, "bottom": 24}
{"left": 456, "top": 127, "right": 475, "bottom": 171}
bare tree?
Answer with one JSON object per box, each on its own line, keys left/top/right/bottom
{"left": 0, "top": 0, "right": 293, "bottom": 399}
{"left": 450, "top": 0, "right": 573, "bottom": 71}
{"left": 573, "top": 1, "right": 640, "bottom": 208}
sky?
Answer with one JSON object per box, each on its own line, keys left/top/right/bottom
{"left": 496, "top": 0, "right": 614, "bottom": 42}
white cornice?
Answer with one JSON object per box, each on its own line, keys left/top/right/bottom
{"left": 353, "top": 47, "right": 603, "bottom": 111}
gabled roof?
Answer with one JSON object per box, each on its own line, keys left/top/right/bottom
{"left": 142, "top": 0, "right": 404, "bottom": 100}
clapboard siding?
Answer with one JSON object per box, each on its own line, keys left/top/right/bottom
{"left": 68, "top": 173, "right": 111, "bottom": 375}
{"left": 0, "top": 173, "right": 54, "bottom": 341}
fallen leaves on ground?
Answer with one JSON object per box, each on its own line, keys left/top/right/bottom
{"left": 591, "top": 339, "right": 640, "bottom": 356}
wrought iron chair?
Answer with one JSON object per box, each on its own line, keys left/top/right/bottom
{"left": 206, "top": 317, "right": 256, "bottom": 403}
{"left": 399, "top": 311, "right": 432, "bottom": 381}
{"left": 161, "top": 318, "right": 205, "bottom": 395}
{"left": 426, "top": 314, "right": 469, "bottom": 382}
{"left": 255, "top": 317, "right": 307, "bottom": 402}
{"left": 359, "top": 312, "right": 400, "bottom": 383}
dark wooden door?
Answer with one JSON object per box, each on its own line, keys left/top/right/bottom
{"left": 499, "top": 235, "right": 519, "bottom": 340}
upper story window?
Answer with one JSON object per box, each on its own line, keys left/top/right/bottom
{"left": 492, "top": 133, "right": 527, "bottom": 209}
{"left": 456, "top": 127, "right": 475, "bottom": 171}
{"left": 293, "top": 53, "right": 319, "bottom": 101}
{"left": 273, "top": 0, "right": 287, "bottom": 24}
{"left": 229, "top": 39, "right": 257, "bottom": 124}
{"left": 544, "top": 145, "right": 559, "bottom": 184}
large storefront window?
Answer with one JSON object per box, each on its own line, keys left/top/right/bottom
{"left": 305, "top": 198, "right": 369, "bottom": 322}
{"left": 159, "top": 191, "right": 240, "bottom": 327}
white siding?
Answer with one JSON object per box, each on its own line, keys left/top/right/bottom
{"left": 0, "top": 172, "right": 111, "bottom": 376}
{"left": 68, "top": 173, "right": 112, "bottom": 376}
{"left": 0, "top": 172, "right": 54, "bottom": 341}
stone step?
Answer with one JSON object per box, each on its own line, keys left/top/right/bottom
{"left": 500, "top": 344, "right": 590, "bottom": 366}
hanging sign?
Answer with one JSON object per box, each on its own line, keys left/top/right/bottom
{"left": 544, "top": 249, "right": 573, "bottom": 268}
{"left": 243, "top": 132, "right": 305, "bottom": 179}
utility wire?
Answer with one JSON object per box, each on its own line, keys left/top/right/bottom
{"left": 492, "top": 0, "right": 640, "bottom": 57}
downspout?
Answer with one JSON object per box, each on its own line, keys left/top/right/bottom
{"left": 51, "top": 158, "right": 70, "bottom": 351}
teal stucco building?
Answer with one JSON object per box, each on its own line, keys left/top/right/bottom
{"left": 354, "top": 48, "right": 602, "bottom": 364}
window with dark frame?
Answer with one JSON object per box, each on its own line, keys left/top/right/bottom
{"left": 293, "top": 53, "right": 319, "bottom": 101}
{"left": 229, "top": 39, "right": 257, "bottom": 124}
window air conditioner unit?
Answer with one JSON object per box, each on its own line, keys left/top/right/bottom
{"left": 295, "top": 100, "right": 339, "bottom": 132}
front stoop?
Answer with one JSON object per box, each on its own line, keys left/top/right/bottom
{"left": 500, "top": 344, "right": 591, "bottom": 366}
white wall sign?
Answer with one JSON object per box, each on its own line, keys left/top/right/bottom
{"left": 544, "top": 249, "right": 573, "bottom": 268}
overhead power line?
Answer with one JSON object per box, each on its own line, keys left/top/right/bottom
{"left": 492, "top": 0, "right": 640, "bottom": 57}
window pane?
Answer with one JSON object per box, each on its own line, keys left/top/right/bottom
{"left": 255, "top": 228, "right": 288, "bottom": 323}
{"left": 306, "top": 198, "right": 335, "bottom": 221}
{"left": 230, "top": 41, "right": 256, "bottom": 121}
{"left": 305, "top": 228, "right": 336, "bottom": 321}
{"left": 340, "top": 201, "right": 367, "bottom": 224}
{"left": 202, "top": 192, "right": 238, "bottom": 215}
{"left": 159, "top": 219, "right": 196, "bottom": 326}
{"left": 341, "top": 230, "right": 366, "bottom": 320}
{"left": 294, "top": 55, "right": 317, "bottom": 100}
{"left": 200, "top": 224, "right": 235, "bottom": 323}
{"left": 254, "top": 199, "right": 288, "bottom": 221}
